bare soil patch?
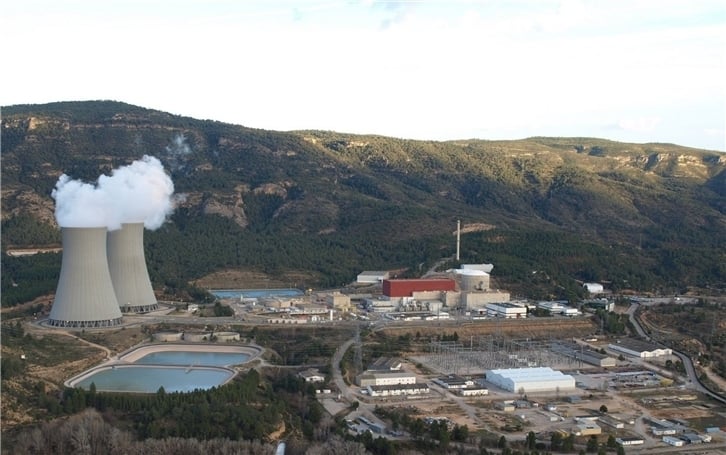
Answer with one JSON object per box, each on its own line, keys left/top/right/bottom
{"left": 193, "top": 269, "right": 318, "bottom": 289}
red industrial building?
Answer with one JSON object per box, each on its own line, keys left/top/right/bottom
{"left": 382, "top": 279, "right": 457, "bottom": 297}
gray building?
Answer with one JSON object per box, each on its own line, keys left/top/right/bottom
{"left": 551, "top": 341, "right": 617, "bottom": 368}
{"left": 608, "top": 339, "right": 672, "bottom": 358}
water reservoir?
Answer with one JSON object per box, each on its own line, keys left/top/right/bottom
{"left": 67, "top": 344, "right": 259, "bottom": 393}
{"left": 210, "top": 288, "right": 303, "bottom": 299}
{"left": 74, "top": 365, "right": 234, "bottom": 393}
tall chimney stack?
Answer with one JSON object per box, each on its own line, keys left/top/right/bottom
{"left": 456, "top": 219, "right": 461, "bottom": 261}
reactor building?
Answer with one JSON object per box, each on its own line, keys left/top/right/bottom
{"left": 107, "top": 223, "right": 159, "bottom": 313}
{"left": 47, "top": 227, "right": 124, "bottom": 328}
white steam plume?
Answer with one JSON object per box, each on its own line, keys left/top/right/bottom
{"left": 52, "top": 155, "right": 176, "bottom": 230}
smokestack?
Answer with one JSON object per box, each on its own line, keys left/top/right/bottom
{"left": 456, "top": 219, "right": 461, "bottom": 261}
{"left": 48, "top": 227, "right": 123, "bottom": 328}
{"left": 107, "top": 223, "right": 159, "bottom": 313}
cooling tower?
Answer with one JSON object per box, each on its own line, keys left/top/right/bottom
{"left": 48, "top": 227, "right": 123, "bottom": 328}
{"left": 107, "top": 223, "right": 159, "bottom": 313}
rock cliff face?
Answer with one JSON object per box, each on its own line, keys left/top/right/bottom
{"left": 2, "top": 104, "right": 723, "bottom": 237}
{"left": 1, "top": 189, "right": 56, "bottom": 224}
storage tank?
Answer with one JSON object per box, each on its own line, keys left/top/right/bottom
{"left": 153, "top": 331, "right": 183, "bottom": 342}
{"left": 458, "top": 269, "right": 490, "bottom": 291}
{"left": 214, "top": 332, "right": 241, "bottom": 342}
{"left": 48, "top": 227, "right": 123, "bottom": 328}
{"left": 107, "top": 223, "right": 159, "bottom": 313}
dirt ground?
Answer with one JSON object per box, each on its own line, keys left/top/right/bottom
{"left": 192, "top": 269, "right": 319, "bottom": 289}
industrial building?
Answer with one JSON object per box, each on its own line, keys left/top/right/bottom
{"left": 537, "top": 301, "right": 580, "bottom": 317}
{"left": 454, "top": 268, "right": 511, "bottom": 310}
{"left": 398, "top": 299, "right": 444, "bottom": 313}
{"left": 456, "top": 269, "right": 491, "bottom": 291}
{"left": 107, "top": 223, "right": 159, "bottom": 313}
{"left": 583, "top": 283, "right": 604, "bottom": 294}
{"left": 433, "top": 375, "right": 475, "bottom": 389}
{"left": 584, "top": 299, "right": 614, "bottom": 312}
{"left": 356, "top": 271, "right": 390, "bottom": 284}
{"left": 368, "top": 357, "right": 402, "bottom": 372}
{"left": 363, "top": 298, "right": 397, "bottom": 313}
{"left": 461, "top": 291, "right": 512, "bottom": 310}
{"left": 298, "top": 369, "right": 325, "bottom": 383}
{"left": 662, "top": 436, "right": 684, "bottom": 447}
{"left": 608, "top": 339, "right": 673, "bottom": 358}
{"left": 485, "top": 302, "right": 527, "bottom": 319}
{"left": 382, "top": 279, "right": 456, "bottom": 297}
{"left": 432, "top": 374, "right": 489, "bottom": 396}
{"left": 385, "top": 312, "right": 449, "bottom": 321}
{"left": 599, "top": 416, "right": 625, "bottom": 429}
{"left": 550, "top": 341, "right": 617, "bottom": 368}
{"left": 485, "top": 367, "right": 576, "bottom": 393}
{"left": 357, "top": 371, "right": 417, "bottom": 387}
{"left": 48, "top": 227, "right": 124, "bottom": 328}
{"left": 459, "top": 387, "right": 489, "bottom": 396}
{"left": 573, "top": 422, "right": 601, "bottom": 436}
{"left": 367, "top": 383, "right": 430, "bottom": 397}
{"left": 615, "top": 437, "right": 644, "bottom": 446}
{"left": 323, "top": 292, "right": 352, "bottom": 312}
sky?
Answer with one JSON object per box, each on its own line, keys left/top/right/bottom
{"left": 2, "top": 0, "right": 725, "bottom": 151}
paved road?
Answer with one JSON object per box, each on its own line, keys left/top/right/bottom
{"left": 628, "top": 441, "right": 726, "bottom": 454}
{"left": 332, "top": 337, "right": 356, "bottom": 402}
{"left": 627, "top": 303, "right": 726, "bottom": 405}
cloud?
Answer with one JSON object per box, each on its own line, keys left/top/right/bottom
{"left": 164, "top": 133, "right": 193, "bottom": 173}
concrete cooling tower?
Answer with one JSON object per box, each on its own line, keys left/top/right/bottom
{"left": 48, "top": 227, "right": 123, "bottom": 328}
{"left": 107, "top": 223, "right": 159, "bottom": 313}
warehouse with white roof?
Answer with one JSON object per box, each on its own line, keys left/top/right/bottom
{"left": 486, "top": 367, "right": 576, "bottom": 393}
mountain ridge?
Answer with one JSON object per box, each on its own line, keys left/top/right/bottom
{"left": 1, "top": 100, "right": 724, "bottom": 301}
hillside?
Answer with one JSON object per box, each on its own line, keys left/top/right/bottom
{"left": 1, "top": 101, "right": 725, "bottom": 303}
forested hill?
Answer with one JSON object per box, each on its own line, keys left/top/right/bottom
{"left": 1, "top": 100, "right": 725, "bottom": 303}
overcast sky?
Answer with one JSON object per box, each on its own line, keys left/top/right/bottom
{"left": 2, "top": 0, "right": 725, "bottom": 151}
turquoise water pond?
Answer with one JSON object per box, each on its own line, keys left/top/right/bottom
{"left": 75, "top": 366, "right": 233, "bottom": 393}
{"left": 134, "top": 351, "right": 249, "bottom": 366}
{"left": 73, "top": 350, "right": 252, "bottom": 393}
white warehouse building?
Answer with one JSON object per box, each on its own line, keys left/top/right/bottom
{"left": 486, "top": 367, "right": 576, "bottom": 393}
{"left": 485, "top": 302, "right": 527, "bottom": 319}
{"left": 357, "top": 371, "right": 417, "bottom": 387}
{"left": 583, "top": 283, "right": 604, "bottom": 294}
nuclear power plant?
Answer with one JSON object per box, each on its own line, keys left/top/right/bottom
{"left": 47, "top": 227, "right": 124, "bottom": 328}
{"left": 107, "top": 223, "right": 159, "bottom": 313}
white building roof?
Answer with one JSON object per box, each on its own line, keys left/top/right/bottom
{"left": 486, "top": 367, "right": 576, "bottom": 392}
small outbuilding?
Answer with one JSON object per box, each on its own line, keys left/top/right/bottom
{"left": 299, "top": 368, "right": 326, "bottom": 383}
{"left": 583, "top": 283, "right": 604, "bottom": 294}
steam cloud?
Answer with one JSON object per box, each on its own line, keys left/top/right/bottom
{"left": 164, "top": 133, "right": 193, "bottom": 173}
{"left": 52, "top": 155, "right": 176, "bottom": 230}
